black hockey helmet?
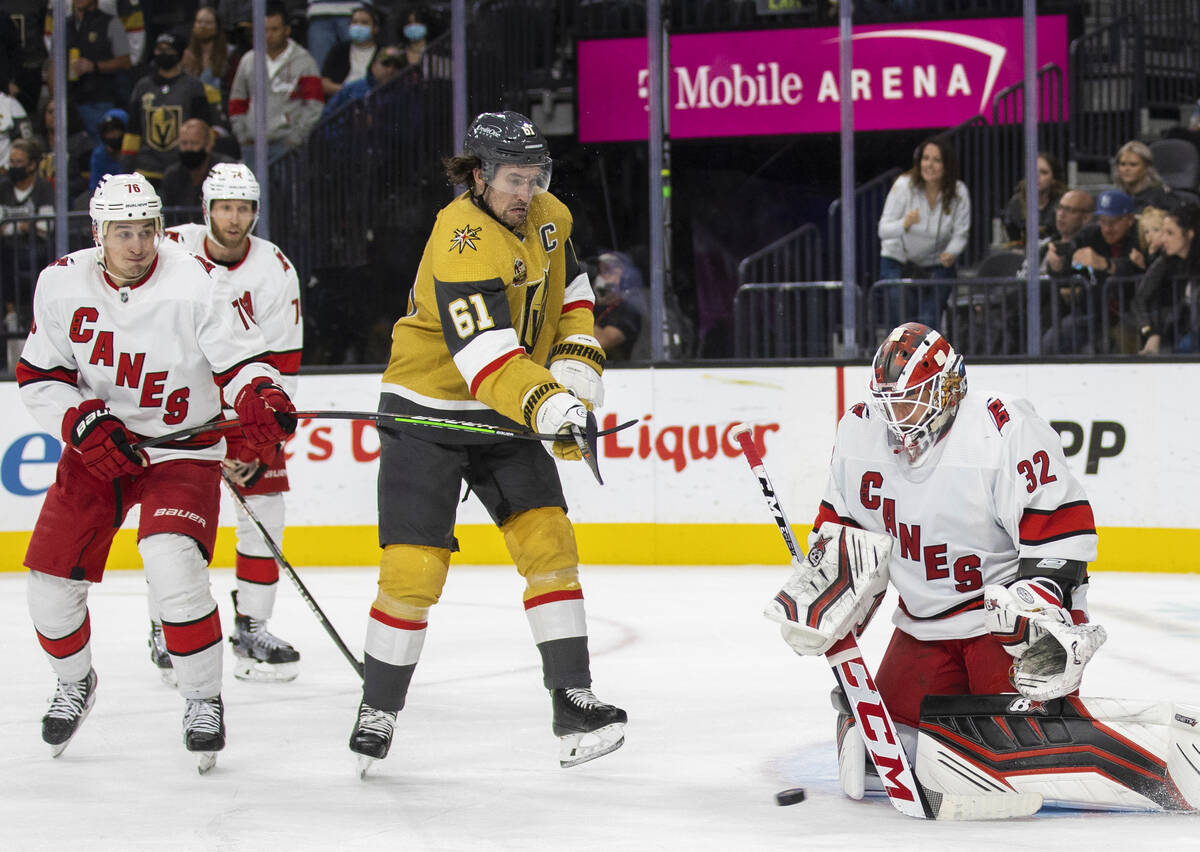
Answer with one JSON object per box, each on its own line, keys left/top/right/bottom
{"left": 464, "top": 110, "right": 551, "bottom": 167}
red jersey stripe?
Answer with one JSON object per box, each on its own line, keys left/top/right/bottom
{"left": 812, "top": 501, "right": 860, "bottom": 535}
{"left": 162, "top": 607, "right": 222, "bottom": 656}
{"left": 524, "top": 589, "right": 584, "bottom": 610}
{"left": 266, "top": 349, "right": 302, "bottom": 375}
{"left": 36, "top": 611, "right": 91, "bottom": 659}
{"left": 369, "top": 606, "right": 427, "bottom": 631}
{"left": 468, "top": 348, "right": 523, "bottom": 396}
{"left": 16, "top": 361, "right": 78, "bottom": 387}
{"left": 1019, "top": 501, "right": 1097, "bottom": 545}
{"left": 561, "top": 299, "right": 594, "bottom": 314}
{"left": 292, "top": 76, "right": 324, "bottom": 102}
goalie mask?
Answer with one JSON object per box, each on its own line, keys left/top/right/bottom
{"left": 868, "top": 322, "right": 966, "bottom": 465}
{"left": 464, "top": 110, "right": 552, "bottom": 196}
{"left": 89, "top": 173, "right": 164, "bottom": 278}
{"left": 202, "top": 162, "right": 260, "bottom": 241}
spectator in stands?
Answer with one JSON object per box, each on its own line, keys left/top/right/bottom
{"left": 229, "top": 1, "right": 324, "bottom": 164}
{"left": 4, "top": 299, "right": 21, "bottom": 376}
{"left": 876, "top": 135, "right": 971, "bottom": 330}
{"left": 1133, "top": 203, "right": 1200, "bottom": 354}
{"left": 321, "top": 43, "right": 405, "bottom": 116}
{"left": 34, "top": 98, "right": 93, "bottom": 205}
{"left": 1112, "top": 140, "right": 1174, "bottom": 212}
{"left": 591, "top": 251, "right": 645, "bottom": 361}
{"left": 307, "top": 0, "right": 359, "bottom": 70}
{"left": 1, "top": 89, "right": 34, "bottom": 172}
{"left": 53, "top": 0, "right": 133, "bottom": 143}
{"left": 0, "top": 139, "right": 54, "bottom": 239}
{"left": 1134, "top": 205, "right": 1168, "bottom": 270}
{"left": 181, "top": 6, "right": 232, "bottom": 93}
{"left": 1042, "top": 189, "right": 1095, "bottom": 274}
{"left": 88, "top": 107, "right": 127, "bottom": 192}
{"left": 1043, "top": 190, "right": 1144, "bottom": 354}
{"left": 1002, "top": 152, "right": 1066, "bottom": 243}
{"left": 320, "top": 5, "right": 381, "bottom": 97}
{"left": 121, "top": 31, "right": 214, "bottom": 186}
{"left": 398, "top": 6, "right": 446, "bottom": 78}
{"left": 160, "top": 118, "right": 234, "bottom": 209}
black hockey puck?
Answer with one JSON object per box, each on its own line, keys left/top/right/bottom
{"left": 775, "top": 787, "right": 807, "bottom": 806}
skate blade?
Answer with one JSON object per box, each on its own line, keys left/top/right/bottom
{"left": 47, "top": 698, "right": 97, "bottom": 759}
{"left": 197, "top": 752, "right": 218, "bottom": 775}
{"left": 232, "top": 659, "right": 298, "bottom": 682}
{"left": 357, "top": 755, "right": 377, "bottom": 780}
{"left": 558, "top": 722, "right": 626, "bottom": 768}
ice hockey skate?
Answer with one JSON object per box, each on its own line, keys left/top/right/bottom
{"left": 229, "top": 591, "right": 299, "bottom": 682}
{"left": 184, "top": 696, "right": 225, "bottom": 774}
{"left": 551, "top": 687, "right": 627, "bottom": 767}
{"left": 148, "top": 620, "right": 177, "bottom": 687}
{"left": 42, "top": 668, "right": 98, "bottom": 758}
{"left": 349, "top": 701, "right": 397, "bottom": 778}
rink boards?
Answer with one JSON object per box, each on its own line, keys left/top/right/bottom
{"left": 1, "top": 364, "right": 1198, "bottom": 572}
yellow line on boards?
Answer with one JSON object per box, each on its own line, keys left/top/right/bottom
{"left": 0, "top": 526, "right": 1197, "bottom": 572}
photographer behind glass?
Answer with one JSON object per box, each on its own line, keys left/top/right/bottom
{"left": 590, "top": 251, "right": 644, "bottom": 361}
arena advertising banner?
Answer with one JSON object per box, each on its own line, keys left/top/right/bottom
{"left": 577, "top": 16, "right": 1068, "bottom": 142}
{"left": 1, "top": 362, "right": 1196, "bottom": 570}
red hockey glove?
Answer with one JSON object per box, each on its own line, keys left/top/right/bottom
{"left": 233, "top": 379, "right": 297, "bottom": 450}
{"left": 221, "top": 427, "right": 276, "bottom": 488}
{"left": 61, "top": 399, "right": 148, "bottom": 481}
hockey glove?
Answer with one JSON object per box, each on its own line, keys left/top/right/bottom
{"left": 62, "top": 399, "right": 148, "bottom": 481}
{"left": 533, "top": 388, "right": 589, "bottom": 461}
{"left": 222, "top": 426, "right": 276, "bottom": 488}
{"left": 549, "top": 334, "right": 606, "bottom": 409}
{"left": 233, "top": 378, "right": 297, "bottom": 450}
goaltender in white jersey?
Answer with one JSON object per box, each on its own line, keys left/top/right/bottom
{"left": 153, "top": 162, "right": 305, "bottom": 684}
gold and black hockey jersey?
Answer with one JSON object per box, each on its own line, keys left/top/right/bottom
{"left": 380, "top": 189, "right": 596, "bottom": 435}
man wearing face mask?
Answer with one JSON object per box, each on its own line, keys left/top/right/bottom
{"left": 121, "top": 31, "right": 213, "bottom": 186}
{"left": 319, "top": 5, "right": 380, "bottom": 98}
{"left": 160, "top": 118, "right": 234, "bottom": 209}
{"left": 88, "top": 108, "right": 127, "bottom": 193}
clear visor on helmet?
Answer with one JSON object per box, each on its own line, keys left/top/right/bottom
{"left": 480, "top": 159, "right": 552, "bottom": 197}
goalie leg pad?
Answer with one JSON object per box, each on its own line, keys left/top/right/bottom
{"left": 764, "top": 523, "right": 891, "bottom": 656}
{"left": 917, "top": 693, "right": 1200, "bottom": 811}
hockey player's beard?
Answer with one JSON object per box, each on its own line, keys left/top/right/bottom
{"left": 211, "top": 224, "right": 252, "bottom": 250}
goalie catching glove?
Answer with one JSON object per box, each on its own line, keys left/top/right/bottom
{"left": 763, "top": 523, "right": 891, "bottom": 656}
{"left": 62, "top": 399, "right": 149, "bottom": 481}
{"left": 549, "top": 334, "right": 605, "bottom": 410}
{"left": 984, "top": 579, "right": 1107, "bottom": 701}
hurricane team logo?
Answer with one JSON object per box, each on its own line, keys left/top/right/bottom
{"left": 449, "top": 224, "right": 482, "bottom": 254}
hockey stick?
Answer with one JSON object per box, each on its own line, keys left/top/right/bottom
{"left": 730, "top": 424, "right": 1042, "bottom": 821}
{"left": 220, "top": 468, "right": 365, "bottom": 680}
{"left": 136, "top": 410, "right": 639, "bottom": 451}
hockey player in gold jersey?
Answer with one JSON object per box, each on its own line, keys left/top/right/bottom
{"left": 349, "top": 111, "right": 626, "bottom": 775}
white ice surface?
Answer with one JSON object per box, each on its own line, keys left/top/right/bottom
{"left": 1, "top": 566, "right": 1198, "bottom": 851}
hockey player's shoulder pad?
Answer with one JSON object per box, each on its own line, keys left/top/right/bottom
{"left": 430, "top": 201, "right": 512, "bottom": 286}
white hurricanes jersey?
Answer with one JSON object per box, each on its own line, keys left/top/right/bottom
{"left": 165, "top": 223, "right": 303, "bottom": 397}
{"left": 813, "top": 390, "right": 1098, "bottom": 641}
{"left": 17, "top": 240, "right": 280, "bottom": 463}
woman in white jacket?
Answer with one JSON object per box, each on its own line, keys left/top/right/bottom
{"left": 876, "top": 136, "right": 971, "bottom": 330}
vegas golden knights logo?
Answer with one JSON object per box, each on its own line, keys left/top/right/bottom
{"left": 144, "top": 100, "right": 182, "bottom": 152}
{"left": 517, "top": 265, "right": 550, "bottom": 350}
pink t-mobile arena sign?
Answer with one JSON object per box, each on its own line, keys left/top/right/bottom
{"left": 577, "top": 17, "right": 1068, "bottom": 142}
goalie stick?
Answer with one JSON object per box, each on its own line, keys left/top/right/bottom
{"left": 134, "top": 410, "right": 639, "bottom": 452}
{"left": 730, "top": 423, "right": 1042, "bottom": 821}
{"left": 220, "top": 468, "right": 365, "bottom": 679}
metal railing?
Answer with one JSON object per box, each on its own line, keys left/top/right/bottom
{"left": 1068, "top": 15, "right": 1146, "bottom": 169}
{"left": 733, "top": 273, "right": 1200, "bottom": 359}
{"left": 1113, "top": 0, "right": 1200, "bottom": 112}
{"left": 826, "top": 167, "right": 901, "bottom": 288}
{"left": 736, "top": 223, "right": 823, "bottom": 290}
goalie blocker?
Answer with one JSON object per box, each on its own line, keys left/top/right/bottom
{"left": 916, "top": 693, "right": 1200, "bottom": 812}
